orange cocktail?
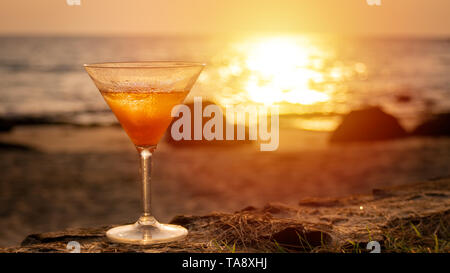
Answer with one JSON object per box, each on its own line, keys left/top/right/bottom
{"left": 101, "top": 90, "right": 189, "bottom": 146}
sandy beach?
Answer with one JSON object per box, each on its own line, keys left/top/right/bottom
{"left": 1, "top": 124, "right": 449, "bottom": 247}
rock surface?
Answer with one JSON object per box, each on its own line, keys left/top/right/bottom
{"left": 412, "top": 113, "right": 450, "bottom": 137}
{"left": 330, "top": 107, "right": 407, "bottom": 142}
{"left": 1, "top": 177, "right": 449, "bottom": 253}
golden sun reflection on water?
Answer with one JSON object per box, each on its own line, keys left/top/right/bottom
{"left": 195, "top": 35, "right": 369, "bottom": 131}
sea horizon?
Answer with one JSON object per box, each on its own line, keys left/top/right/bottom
{"left": 1, "top": 34, "right": 449, "bottom": 131}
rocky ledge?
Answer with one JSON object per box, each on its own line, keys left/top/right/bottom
{"left": 2, "top": 177, "right": 449, "bottom": 253}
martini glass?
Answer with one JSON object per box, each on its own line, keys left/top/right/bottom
{"left": 84, "top": 61, "right": 204, "bottom": 244}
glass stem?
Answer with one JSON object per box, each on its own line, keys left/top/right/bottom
{"left": 137, "top": 146, "right": 157, "bottom": 225}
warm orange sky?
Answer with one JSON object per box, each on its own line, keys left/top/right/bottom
{"left": 0, "top": 0, "right": 449, "bottom": 36}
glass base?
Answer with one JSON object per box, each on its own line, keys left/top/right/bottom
{"left": 106, "top": 215, "right": 188, "bottom": 245}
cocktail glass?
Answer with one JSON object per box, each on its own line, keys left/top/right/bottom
{"left": 84, "top": 61, "right": 204, "bottom": 244}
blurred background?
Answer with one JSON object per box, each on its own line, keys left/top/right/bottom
{"left": 0, "top": 0, "right": 449, "bottom": 247}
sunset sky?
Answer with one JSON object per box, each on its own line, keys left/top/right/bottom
{"left": 0, "top": 0, "right": 449, "bottom": 36}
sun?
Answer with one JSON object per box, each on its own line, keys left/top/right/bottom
{"left": 243, "top": 36, "right": 329, "bottom": 105}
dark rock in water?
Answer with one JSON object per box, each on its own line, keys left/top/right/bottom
{"left": 330, "top": 107, "right": 407, "bottom": 142}
{"left": 0, "top": 119, "right": 14, "bottom": 132}
{"left": 411, "top": 113, "right": 450, "bottom": 137}
{"left": 0, "top": 110, "right": 116, "bottom": 129}
{"left": 166, "top": 101, "right": 253, "bottom": 146}
{"left": 0, "top": 141, "right": 36, "bottom": 151}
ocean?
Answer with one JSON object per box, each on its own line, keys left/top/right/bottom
{"left": 0, "top": 35, "right": 449, "bottom": 131}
